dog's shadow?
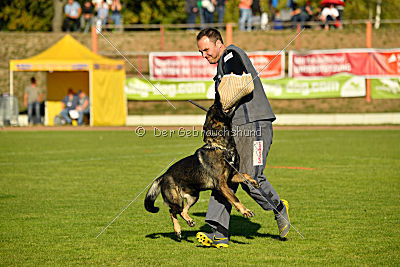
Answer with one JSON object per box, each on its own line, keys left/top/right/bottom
{"left": 145, "top": 212, "right": 282, "bottom": 244}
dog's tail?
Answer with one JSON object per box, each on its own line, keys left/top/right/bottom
{"left": 144, "top": 176, "right": 163, "bottom": 213}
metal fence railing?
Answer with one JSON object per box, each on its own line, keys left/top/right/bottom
{"left": 101, "top": 19, "right": 400, "bottom": 31}
{"left": 0, "top": 95, "right": 19, "bottom": 127}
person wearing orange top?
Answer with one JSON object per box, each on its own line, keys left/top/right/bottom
{"left": 239, "top": 0, "right": 253, "bottom": 31}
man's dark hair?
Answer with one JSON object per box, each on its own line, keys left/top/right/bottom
{"left": 197, "top": 28, "right": 224, "bottom": 44}
{"left": 30, "top": 77, "right": 36, "bottom": 84}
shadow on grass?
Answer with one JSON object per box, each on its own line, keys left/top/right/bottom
{"left": 145, "top": 212, "right": 283, "bottom": 244}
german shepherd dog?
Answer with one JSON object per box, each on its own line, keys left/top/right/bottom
{"left": 144, "top": 100, "right": 259, "bottom": 238}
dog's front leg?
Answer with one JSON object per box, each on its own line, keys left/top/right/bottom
{"left": 219, "top": 182, "right": 255, "bottom": 218}
{"left": 231, "top": 172, "right": 260, "bottom": 188}
{"left": 180, "top": 193, "right": 198, "bottom": 227}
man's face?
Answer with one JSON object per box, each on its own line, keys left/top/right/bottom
{"left": 68, "top": 0, "right": 74, "bottom": 4}
{"left": 197, "top": 36, "right": 223, "bottom": 64}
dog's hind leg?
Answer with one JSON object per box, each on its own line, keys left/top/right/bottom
{"left": 164, "top": 184, "right": 185, "bottom": 238}
{"left": 180, "top": 193, "right": 199, "bottom": 227}
{"left": 169, "top": 210, "right": 182, "bottom": 239}
{"left": 231, "top": 172, "right": 260, "bottom": 188}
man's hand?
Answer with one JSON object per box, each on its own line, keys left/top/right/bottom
{"left": 306, "top": 6, "right": 313, "bottom": 15}
{"left": 38, "top": 93, "right": 43, "bottom": 103}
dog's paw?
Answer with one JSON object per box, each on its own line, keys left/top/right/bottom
{"left": 249, "top": 180, "right": 260, "bottom": 188}
{"left": 242, "top": 209, "right": 255, "bottom": 218}
{"left": 187, "top": 220, "right": 196, "bottom": 227}
{"left": 175, "top": 231, "right": 182, "bottom": 239}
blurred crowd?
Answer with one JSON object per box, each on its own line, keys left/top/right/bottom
{"left": 57, "top": 89, "right": 89, "bottom": 126}
{"left": 64, "top": 0, "right": 122, "bottom": 32}
{"left": 23, "top": 76, "right": 90, "bottom": 126}
{"left": 277, "top": 0, "right": 345, "bottom": 30}
{"left": 185, "top": 0, "right": 265, "bottom": 31}
{"left": 64, "top": 0, "right": 345, "bottom": 33}
{"left": 185, "top": 0, "right": 345, "bottom": 31}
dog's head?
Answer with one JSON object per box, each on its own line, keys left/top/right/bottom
{"left": 202, "top": 100, "right": 235, "bottom": 148}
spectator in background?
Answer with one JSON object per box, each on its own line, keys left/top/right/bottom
{"left": 273, "top": 9, "right": 284, "bottom": 30}
{"left": 252, "top": 0, "right": 262, "bottom": 17}
{"left": 111, "top": 0, "right": 122, "bottom": 31}
{"left": 59, "top": 88, "right": 78, "bottom": 125}
{"left": 198, "top": 0, "right": 205, "bottom": 27}
{"left": 202, "top": 0, "right": 216, "bottom": 25}
{"left": 216, "top": 0, "right": 226, "bottom": 30}
{"left": 300, "top": 1, "right": 314, "bottom": 28}
{"left": 186, "top": 0, "right": 199, "bottom": 30}
{"left": 251, "top": 0, "right": 261, "bottom": 30}
{"left": 96, "top": 0, "right": 109, "bottom": 27}
{"left": 64, "top": 0, "right": 81, "bottom": 32}
{"left": 290, "top": 2, "right": 301, "bottom": 28}
{"left": 337, "top": 0, "right": 345, "bottom": 28}
{"left": 293, "top": 1, "right": 313, "bottom": 29}
{"left": 313, "top": 6, "right": 322, "bottom": 29}
{"left": 92, "top": 0, "right": 111, "bottom": 8}
{"left": 76, "top": 91, "right": 90, "bottom": 126}
{"left": 24, "top": 77, "right": 43, "bottom": 125}
{"left": 81, "top": 1, "right": 94, "bottom": 33}
{"left": 320, "top": 4, "right": 339, "bottom": 30}
{"left": 239, "top": 0, "right": 253, "bottom": 31}
{"left": 269, "top": 0, "right": 279, "bottom": 19}
{"left": 251, "top": 0, "right": 269, "bottom": 30}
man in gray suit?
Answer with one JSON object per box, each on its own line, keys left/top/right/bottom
{"left": 196, "top": 28, "right": 290, "bottom": 248}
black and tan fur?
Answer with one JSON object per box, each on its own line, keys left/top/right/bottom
{"left": 144, "top": 100, "right": 259, "bottom": 238}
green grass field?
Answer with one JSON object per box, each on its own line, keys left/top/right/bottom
{"left": 0, "top": 129, "right": 399, "bottom": 265}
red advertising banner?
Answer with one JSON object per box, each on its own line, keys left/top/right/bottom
{"left": 248, "top": 51, "right": 285, "bottom": 79}
{"left": 150, "top": 51, "right": 284, "bottom": 80}
{"left": 289, "top": 49, "right": 400, "bottom": 78}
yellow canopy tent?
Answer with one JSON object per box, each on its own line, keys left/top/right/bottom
{"left": 9, "top": 34, "right": 126, "bottom": 126}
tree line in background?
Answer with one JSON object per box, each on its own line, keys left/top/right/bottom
{"left": 0, "top": 0, "right": 399, "bottom": 31}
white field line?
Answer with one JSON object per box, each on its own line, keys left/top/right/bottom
{"left": 0, "top": 152, "right": 187, "bottom": 166}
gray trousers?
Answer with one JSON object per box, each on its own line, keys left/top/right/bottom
{"left": 205, "top": 120, "right": 281, "bottom": 232}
